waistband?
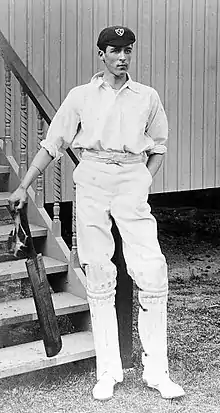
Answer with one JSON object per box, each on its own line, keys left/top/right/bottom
{"left": 80, "top": 150, "right": 147, "bottom": 165}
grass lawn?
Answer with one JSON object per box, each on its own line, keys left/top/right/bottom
{"left": 0, "top": 207, "right": 220, "bottom": 412}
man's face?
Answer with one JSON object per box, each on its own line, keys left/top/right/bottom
{"left": 100, "top": 44, "right": 133, "bottom": 77}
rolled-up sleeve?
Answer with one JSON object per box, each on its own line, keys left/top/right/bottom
{"left": 145, "top": 90, "right": 168, "bottom": 155}
{"left": 40, "top": 88, "right": 80, "bottom": 161}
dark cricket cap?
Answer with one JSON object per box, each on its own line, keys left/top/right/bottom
{"left": 97, "top": 26, "right": 136, "bottom": 50}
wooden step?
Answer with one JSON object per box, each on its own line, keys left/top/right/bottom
{"left": 0, "top": 331, "right": 95, "bottom": 378}
{"left": 0, "top": 193, "right": 11, "bottom": 206}
{"left": 0, "top": 166, "right": 10, "bottom": 174}
{"left": 0, "top": 169, "right": 10, "bottom": 192}
{"left": 0, "top": 292, "right": 89, "bottom": 326}
{"left": 0, "top": 223, "right": 47, "bottom": 242}
{"left": 0, "top": 256, "right": 68, "bottom": 282}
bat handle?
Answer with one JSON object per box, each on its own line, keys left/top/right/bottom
{"left": 19, "top": 205, "right": 37, "bottom": 259}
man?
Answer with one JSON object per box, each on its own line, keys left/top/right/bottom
{"left": 9, "top": 26, "right": 185, "bottom": 401}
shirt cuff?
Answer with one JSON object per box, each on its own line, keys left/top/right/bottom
{"left": 40, "top": 140, "right": 64, "bottom": 161}
{"left": 148, "top": 144, "right": 167, "bottom": 155}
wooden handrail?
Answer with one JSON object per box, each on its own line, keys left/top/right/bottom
{"left": 0, "top": 29, "right": 79, "bottom": 165}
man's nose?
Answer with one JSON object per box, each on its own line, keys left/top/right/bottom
{"left": 119, "top": 51, "right": 126, "bottom": 61}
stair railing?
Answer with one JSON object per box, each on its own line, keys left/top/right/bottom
{"left": 0, "top": 29, "right": 79, "bottom": 265}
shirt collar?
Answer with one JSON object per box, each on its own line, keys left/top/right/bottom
{"left": 90, "top": 71, "right": 140, "bottom": 93}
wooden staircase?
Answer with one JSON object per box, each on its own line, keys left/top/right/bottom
{"left": 0, "top": 157, "right": 95, "bottom": 379}
{"left": 0, "top": 30, "right": 133, "bottom": 379}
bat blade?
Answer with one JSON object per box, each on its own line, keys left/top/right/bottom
{"left": 25, "top": 253, "right": 62, "bottom": 357}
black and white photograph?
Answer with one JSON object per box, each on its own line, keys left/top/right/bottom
{"left": 0, "top": 1, "right": 219, "bottom": 412}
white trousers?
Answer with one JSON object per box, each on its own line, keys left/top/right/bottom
{"left": 73, "top": 152, "right": 168, "bottom": 382}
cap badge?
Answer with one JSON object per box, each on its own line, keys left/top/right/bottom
{"left": 115, "top": 28, "right": 124, "bottom": 36}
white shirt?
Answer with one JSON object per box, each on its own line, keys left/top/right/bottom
{"left": 40, "top": 72, "right": 168, "bottom": 160}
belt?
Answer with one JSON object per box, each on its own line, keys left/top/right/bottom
{"left": 80, "top": 150, "right": 147, "bottom": 165}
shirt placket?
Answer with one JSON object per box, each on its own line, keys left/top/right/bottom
{"left": 95, "top": 87, "right": 117, "bottom": 143}
{"left": 96, "top": 84, "right": 128, "bottom": 159}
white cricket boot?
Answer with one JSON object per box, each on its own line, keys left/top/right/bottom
{"left": 143, "top": 369, "right": 185, "bottom": 399}
{"left": 92, "top": 373, "right": 118, "bottom": 401}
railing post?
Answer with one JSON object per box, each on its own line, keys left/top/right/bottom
{"left": 4, "top": 63, "right": 12, "bottom": 156}
{"left": 19, "top": 85, "right": 28, "bottom": 179}
{"left": 71, "top": 180, "right": 79, "bottom": 266}
{"left": 35, "top": 111, "right": 44, "bottom": 208}
{"left": 52, "top": 159, "right": 62, "bottom": 237}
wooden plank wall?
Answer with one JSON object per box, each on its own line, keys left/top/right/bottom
{"left": 0, "top": 0, "right": 219, "bottom": 202}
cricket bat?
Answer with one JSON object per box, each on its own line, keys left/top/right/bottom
{"left": 8, "top": 206, "right": 62, "bottom": 357}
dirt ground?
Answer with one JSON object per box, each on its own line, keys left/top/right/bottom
{"left": 0, "top": 204, "right": 220, "bottom": 412}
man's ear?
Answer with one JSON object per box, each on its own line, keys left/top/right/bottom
{"left": 98, "top": 50, "right": 105, "bottom": 62}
